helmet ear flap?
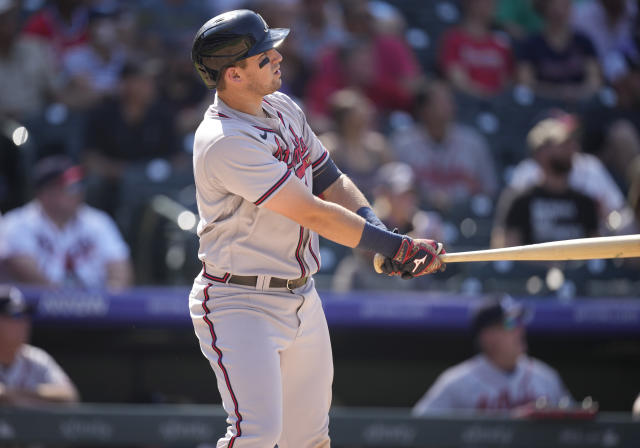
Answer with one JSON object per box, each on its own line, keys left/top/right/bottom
{"left": 194, "top": 61, "right": 220, "bottom": 89}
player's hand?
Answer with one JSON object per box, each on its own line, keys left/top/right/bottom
{"left": 379, "top": 237, "right": 446, "bottom": 279}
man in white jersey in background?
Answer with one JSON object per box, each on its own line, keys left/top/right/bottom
{"left": 412, "top": 295, "right": 572, "bottom": 414}
{"left": 188, "top": 9, "right": 446, "bottom": 448}
{"left": 0, "top": 285, "right": 79, "bottom": 405}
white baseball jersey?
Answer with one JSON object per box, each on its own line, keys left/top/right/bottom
{"left": 193, "top": 91, "right": 330, "bottom": 279}
{"left": 0, "top": 344, "right": 76, "bottom": 393}
{"left": 190, "top": 90, "right": 335, "bottom": 448}
{"left": 412, "top": 354, "right": 572, "bottom": 414}
{"left": 0, "top": 201, "right": 130, "bottom": 289}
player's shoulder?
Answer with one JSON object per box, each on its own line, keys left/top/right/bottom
{"left": 2, "top": 202, "right": 39, "bottom": 228}
{"left": 526, "top": 356, "right": 562, "bottom": 381}
{"left": 76, "top": 204, "right": 118, "bottom": 227}
{"left": 19, "top": 344, "right": 56, "bottom": 366}
{"left": 437, "top": 357, "right": 480, "bottom": 385}
{"left": 264, "top": 92, "right": 306, "bottom": 120}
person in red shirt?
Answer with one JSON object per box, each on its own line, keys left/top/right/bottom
{"left": 22, "top": 0, "right": 90, "bottom": 62}
{"left": 439, "top": 0, "right": 514, "bottom": 96}
{"left": 305, "top": 0, "right": 423, "bottom": 123}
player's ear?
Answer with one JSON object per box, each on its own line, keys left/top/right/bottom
{"left": 226, "top": 66, "right": 243, "bottom": 85}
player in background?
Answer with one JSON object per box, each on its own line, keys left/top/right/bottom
{"left": 412, "top": 295, "right": 572, "bottom": 414}
{"left": 188, "top": 10, "right": 446, "bottom": 448}
{"left": 0, "top": 285, "right": 79, "bottom": 405}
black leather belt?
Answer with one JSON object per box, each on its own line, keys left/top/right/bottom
{"left": 228, "top": 275, "right": 308, "bottom": 291}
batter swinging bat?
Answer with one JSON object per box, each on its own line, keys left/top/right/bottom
{"left": 373, "top": 235, "right": 640, "bottom": 273}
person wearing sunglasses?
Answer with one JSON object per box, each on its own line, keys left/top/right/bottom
{"left": 412, "top": 294, "right": 572, "bottom": 414}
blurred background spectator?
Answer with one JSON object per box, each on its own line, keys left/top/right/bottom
{"left": 507, "top": 109, "right": 629, "bottom": 234}
{"left": 492, "top": 111, "right": 599, "bottom": 247}
{"left": 494, "top": 0, "right": 543, "bottom": 40}
{"left": 438, "top": 0, "right": 514, "bottom": 97}
{"left": 0, "top": 285, "right": 79, "bottom": 405}
{"left": 319, "top": 88, "right": 392, "bottom": 199}
{"left": 82, "top": 59, "right": 186, "bottom": 216}
{"left": 332, "top": 161, "right": 444, "bottom": 292}
{"left": 0, "top": 0, "right": 61, "bottom": 123}
{"left": 305, "top": 0, "right": 424, "bottom": 126}
{"left": 412, "top": 295, "right": 572, "bottom": 414}
{"left": 0, "top": 156, "right": 132, "bottom": 290}
{"left": 390, "top": 79, "right": 498, "bottom": 212}
{"left": 515, "top": 0, "right": 601, "bottom": 103}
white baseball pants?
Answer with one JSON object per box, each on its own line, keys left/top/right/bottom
{"left": 190, "top": 274, "right": 333, "bottom": 448}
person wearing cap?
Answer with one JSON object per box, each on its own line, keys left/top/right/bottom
{"left": 491, "top": 111, "right": 600, "bottom": 247}
{"left": 332, "top": 162, "right": 445, "bottom": 291}
{"left": 507, "top": 109, "right": 628, "bottom": 230}
{"left": 0, "top": 155, "right": 132, "bottom": 290}
{"left": 412, "top": 295, "right": 572, "bottom": 414}
{"left": 0, "top": 285, "right": 79, "bottom": 405}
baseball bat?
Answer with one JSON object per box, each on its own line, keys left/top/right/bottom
{"left": 373, "top": 235, "right": 640, "bottom": 273}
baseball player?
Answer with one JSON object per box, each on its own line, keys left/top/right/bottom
{"left": 188, "top": 9, "right": 445, "bottom": 448}
{"left": 412, "top": 295, "right": 572, "bottom": 414}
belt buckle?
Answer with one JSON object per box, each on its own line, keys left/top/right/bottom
{"left": 286, "top": 279, "right": 295, "bottom": 291}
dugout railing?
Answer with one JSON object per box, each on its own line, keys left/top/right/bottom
{"left": 1, "top": 404, "right": 638, "bottom": 447}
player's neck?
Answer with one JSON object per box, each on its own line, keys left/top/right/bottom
{"left": 218, "top": 89, "right": 266, "bottom": 118}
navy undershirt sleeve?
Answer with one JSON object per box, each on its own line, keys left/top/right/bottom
{"left": 312, "top": 157, "right": 342, "bottom": 196}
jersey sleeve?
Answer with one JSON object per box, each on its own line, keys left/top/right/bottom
{"left": 206, "top": 134, "right": 292, "bottom": 206}
{"left": 0, "top": 212, "right": 39, "bottom": 257}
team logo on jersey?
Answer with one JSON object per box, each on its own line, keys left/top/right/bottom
{"left": 259, "top": 129, "right": 268, "bottom": 140}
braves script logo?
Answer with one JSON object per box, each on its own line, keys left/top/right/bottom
{"left": 413, "top": 254, "right": 428, "bottom": 272}
{"left": 270, "top": 124, "right": 311, "bottom": 180}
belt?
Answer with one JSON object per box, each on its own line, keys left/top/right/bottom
{"left": 227, "top": 275, "right": 308, "bottom": 291}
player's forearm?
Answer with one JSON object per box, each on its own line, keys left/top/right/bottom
{"left": 300, "top": 197, "right": 367, "bottom": 248}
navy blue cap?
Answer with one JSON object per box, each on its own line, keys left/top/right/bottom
{"left": 0, "top": 286, "right": 34, "bottom": 318}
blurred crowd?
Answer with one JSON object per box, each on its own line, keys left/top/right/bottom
{"left": 0, "top": 0, "right": 639, "bottom": 297}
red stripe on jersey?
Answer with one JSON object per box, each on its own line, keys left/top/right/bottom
{"left": 312, "top": 151, "right": 328, "bottom": 169}
{"left": 309, "top": 239, "right": 320, "bottom": 272}
{"left": 295, "top": 226, "right": 306, "bottom": 277}
{"left": 254, "top": 170, "right": 292, "bottom": 206}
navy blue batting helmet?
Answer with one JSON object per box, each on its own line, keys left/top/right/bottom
{"left": 191, "top": 9, "right": 289, "bottom": 89}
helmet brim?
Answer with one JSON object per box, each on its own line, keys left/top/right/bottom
{"left": 248, "top": 28, "right": 290, "bottom": 56}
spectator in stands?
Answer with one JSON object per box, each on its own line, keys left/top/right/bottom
{"left": 438, "top": 0, "right": 515, "bottom": 97}
{"left": 0, "top": 0, "right": 60, "bottom": 122}
{"left": 82, "top": 59, "right": 184, "bottom": 215}
{"left": 495, "top": 0, "right": 544, "bottom": 40}
{"left": 292, "top": 0, "right": 347, "bottom": 69}
{"left": 571, "top": 0, "right": 638, "bottom": 84}
{"left": 412, "top": 295, "right": 572, "bottom": 413}
{"left": 0, "top": 156, "right": 133, "bottom": 291}
{"left": 332, "top": 162, "right": 444, "bottom": 292}
{"left": 507, "top": 109, "right": 629, "bottom": 233}
{"left": 390, "top": 80, "right": 498, "bottom": 212}
{"left": 0, "top": 285, "right": 79, "bottom": 405}
{"left": 516, "top": 0, "right": 601, "bottom": 103}
{"left": 305, "top": 0, "right": 423, "bottom": 122}
{"left": 22, "top": 0, "right": 91, "bottom": 63}
{"left": 319, "top": 89, "right": 393, "bottom": 199}
{"left": 492, "top": 111, "right": 599, "bottom": 247}
{"left": 60, "top": 4, "right": 129, "bottom": 110}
